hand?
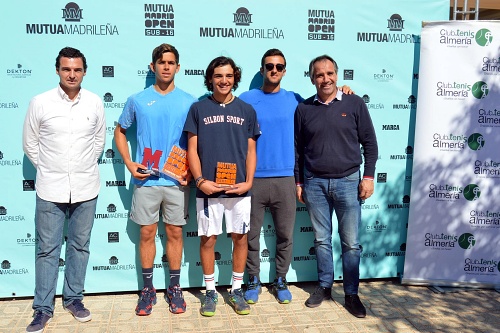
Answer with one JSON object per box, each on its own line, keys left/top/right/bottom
{"left": 296, "top": 186, "right": 305, "bottom": 204}
{"left": 178, "top": 169, "right": 192, "bottom": 186}
{"left": 359, "top": 179, "right": 374, "bottom": 200}
{"left": 126, "top": 161, "right": 150, "bottom": 181}
{"left": 340, "top": 85, "right": 355, "bottom": 95}
{"left": 224, "top": 181, "right": 252, "bottom": 196}
{"left": 198, "top": 180, "right": 225, "bottom": 195}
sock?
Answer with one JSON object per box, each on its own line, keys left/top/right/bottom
{"left": 231, "top": 271, "right": 244, "bottom": 292}
{"left": 169, "top": 269, "right": 181, "bottom": 288}
{"left": 142, "top": 267, "right": 154, "bottom": 289}
{"left": 204, "top": 273, "right": 215, "bottom": 291}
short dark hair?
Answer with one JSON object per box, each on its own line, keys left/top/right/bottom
{"left": 204, "top": 56, "right": 242, "bottom": 92}
{"left": 151, "top": 43, "right": 179, "bottom": 64}
{"left": 308, "top": 55, "right": 338, "bottom": 80}
{"left": 56, "top": 47, "right": 87, "bottom": 71}
{"left": 260, "top": 48, "right": 286, "bottom": 68}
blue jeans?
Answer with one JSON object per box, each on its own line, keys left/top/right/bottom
{"left": 33, "top": 195, "right": 97, "bottom": 315}
{"left": 303, "top": 170, "right": 361, "bottom": 295}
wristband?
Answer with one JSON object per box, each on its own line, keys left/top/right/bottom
{"left": 296, "top": 183, "right": 303, "bottom": 187}
{"left": 194, "top": 176, "right": 203, "bottom": 184}
{"left": 362, "top": 177, "right": 374, "bottom": 181}
{"left": 197, "top": 179, "right": 207, "bottom": 188}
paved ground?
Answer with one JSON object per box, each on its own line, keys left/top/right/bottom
{"left": 1, "top": 280, "right": 499, "bottom": 333}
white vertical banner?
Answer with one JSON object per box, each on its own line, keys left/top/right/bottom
{"left": 403, "top": 21, "right": 500, "bottom": 287}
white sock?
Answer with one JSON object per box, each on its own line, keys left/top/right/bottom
{"left": 204, "top": 273, "right": 216, "bottom": 291}
{"left": 231, "top": 271, "right": 244, "bottom": 292}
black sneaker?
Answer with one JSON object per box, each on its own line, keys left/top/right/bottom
{"left": 344, "top": 294, "right": 366, "bottom": 318}
{"left": 305, "top": 285, "right": 331, "bottom": 308}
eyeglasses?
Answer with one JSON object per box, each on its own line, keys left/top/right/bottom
{"left": 264, "top": 63, "right": 285, "bottom": 72}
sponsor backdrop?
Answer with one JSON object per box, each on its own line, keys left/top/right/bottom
{"left": 0, "top": 0, "right": 449, "bottom": 297}
{"left": 403, "top": 21, "right": 500, "bottom": 288}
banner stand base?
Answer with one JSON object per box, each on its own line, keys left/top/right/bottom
{"left": 428, "top": 286, "right": 482, "bottom": 294}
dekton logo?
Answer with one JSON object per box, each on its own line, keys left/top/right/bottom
{"left": 475, "top": 28, "right": 493, "bottom": 47}
{"left": 458, "top": 233, "right": 476, "bottom": 249}
{"left": 7, "top": 64, "right": 32, "bottom": 79}
{"left": 467, "top": 133, "right": 485, "bottom": 151}
{"left": 374, "top": 69, "right": 394, "bottom": 82}
{"left": 261, "top": 224, "right": 276, "bottom": 237}
{"left": 17, "top": 233, "right": 36, "bottom": 246}
{"left": 366, "top": 220, "right": 388, "bottom": 232}
{"left": 463, "top": 184, "right": 480, "bottom": 201}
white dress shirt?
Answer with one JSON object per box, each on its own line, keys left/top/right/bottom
{"left": 23, "top": 86, "right": 106, "bottom": 203}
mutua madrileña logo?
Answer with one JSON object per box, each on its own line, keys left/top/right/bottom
{"left": 357, "top": 14, "right": 419, "bottom": 44}
{"left": 26, "top": 2, "right": 119, "bottom": 35}
{"left": 199, "top": 7, "right": 284, "bottom": 39}
{"left": 93, "top": 256, "right": 135, "bottom": 271}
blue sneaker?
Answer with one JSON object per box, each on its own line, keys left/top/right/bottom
{"left": 135, "top": 287, "right": 157, "bottom": 316}
{"left": 244, "top": 275, "right": 262, "bottom": 304}
{"left": 272, "top": 277, "right": 292, "bottom": 304}
{"left": 200, "top": 290, "right": 218, "bottom": 317}
{"left": 166, "top": 284, "right": 186, "bottom": 314}
{"left": 229, "top": 288, "right": 251, "bottom": 315}
{"left": 63, "top": 299, "right": 92, "bottom": 322}
{"left": 26, "top": 311, "right": 52, "bottom": 333}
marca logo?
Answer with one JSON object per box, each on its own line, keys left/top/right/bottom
{"left": 233, "top": 7, "right": 252, "bottom": 26}
{"left": 62, "top": 2, "right": 83, "bottom": 22}
{"left": 382, "top": 125, "right": 399, "bottom": 130}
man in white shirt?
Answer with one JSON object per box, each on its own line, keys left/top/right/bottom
{"left": 23, "top": 47, "right": 105, "bottom": 333}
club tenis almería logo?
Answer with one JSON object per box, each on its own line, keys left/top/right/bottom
{"left": 475, "top": 28, "right": 493, "bottom": 46}
{"left": 463, "top": 184, "right": 480, "bottom": 201}
{"left": 458, "top": 233, "right": 476, "bottom": 249}
{"left": 467, "top": 133, "right": 485, "bottom": 151}
{"left": 471, "top": 81, "right": 489, "bottom": 99}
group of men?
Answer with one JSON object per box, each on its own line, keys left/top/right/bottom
{"left": 22, "top": 44, "right": 378, "bottom": 333}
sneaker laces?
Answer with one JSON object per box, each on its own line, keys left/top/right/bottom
{"left": 275, "top": 277, "right": 288, "bottom": 290}
{"left": 70, "top": 300, "right": 86, "bottom": 312}
{"left": 139, "top": 288, "right": 154, "bottom": 301}
{"left": 31, "top": 311, "right": 46, "bottom": 325}
{"left": 204, "top": 290, "right": 217, "bottom": 304}
{"left": 170, "top": 285, "right": 183, "bottom": 298}
{"left": 247, "top": 276, "right": 260, "bottom": 290}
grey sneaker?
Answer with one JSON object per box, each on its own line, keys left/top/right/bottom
{"left": 26, "top": 311, "right": 52, "bottom": 333}
{"left": 64, "top": 299, "right": 92, "bottom": 322}
{"left": 200, "top": 290, "right": 218, "bottom": 317}
{"left": 228, "top": 288, "right": 250, "bottom": 315}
